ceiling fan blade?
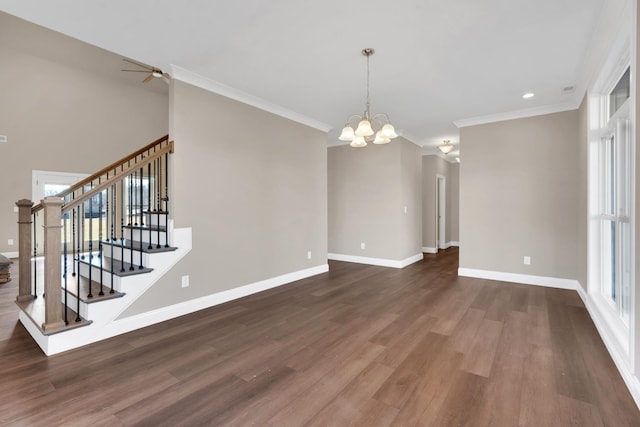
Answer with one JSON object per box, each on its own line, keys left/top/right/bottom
{"left": 142, "top": 74, "right": 154, "bottom": 83}
{"left": 121, "top": 69, "right": 151, "bottom": 73}
{"left": 122, "top": 58, "right": 152, "bottom": 71}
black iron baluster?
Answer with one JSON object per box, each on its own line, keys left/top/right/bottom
{"left": 149, "top": 159, "right": 154, "bottom": 249}
{"left": 99, "top": 190, "right": 104, "bottom": 296}
{"left": 71, "top": 196, "right": 76, "bottom": 277}
{"left": 110, "top": 220, "right": 115, "bottom": 294}
{"left": 32, "top": 213, "right": 37, "bottom": 299}
{"left": 133, "top": 169, "right": 138, "bottom": 226}
{"left": 76, "top": 206, "right": 81, "bottom": 287}
{"left": 63, "top": 218, "right": 68, "bottom": 325}
{"left": 157, "top": 156, "right": 162, "bottom": 249}
{"left": 120, "top": 177, "right": 125, "bottom": 273}
{"left": 87, "top": 194, "right": 93, "bottom": 299}
{"left": 164, "top": 151, "right": 170, "bottom": 247}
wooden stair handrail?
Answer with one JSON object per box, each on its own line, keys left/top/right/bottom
{"left": 61, "top": 141, "right": 172, "bottom": 214}
{"left": 32, "top": 135, "right": 171, "bottom": 214}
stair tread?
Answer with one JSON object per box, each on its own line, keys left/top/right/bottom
{"left": 79, "top": 257, "right": 153, "bottom": 277}
{"left": 101, "top": 239, "right": 177, "bottom": 254}
{"left": 16, "top": 297, "right": 92, "bottom": 336}
{"left": 143, "top": 210, "right": 169, "bottom": 215}
{"left": 123, "top": 224, "right": 167, "bottom": 231}
{"left": 64, "top": 275, "right": 125, "bottom": 303}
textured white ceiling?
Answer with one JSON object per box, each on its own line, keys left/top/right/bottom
{"left": 0, "top": 0, "right": 606, "bottom": 156}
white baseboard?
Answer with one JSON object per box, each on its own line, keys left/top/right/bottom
{"left": 457, "top": 267, "right": 580, "bottom": 290}
{"left": 1, "top": 251, "right": 18, "bottom": 259}
{"left": 108, "top": 263, "right": 330, "bottom": 339}
{"left": 422, "top": 247, "right": 437, "bottom": 254}
{"left": 447, "top": 241, "right": 460, "bottom": 247}
{"left": 328, "top": 253, "right": 423, "bottom": 269}
{"left": 574, "top": 284, "right": 640, "bottom": 409}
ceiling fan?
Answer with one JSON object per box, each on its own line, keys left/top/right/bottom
{"left": 121, "top": 58, "right": 170, "bottom": 84}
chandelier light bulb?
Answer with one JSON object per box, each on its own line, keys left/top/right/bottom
{"left": 350, "top": 135, "right": 367, "bottom": 148}
{"left": 355, "top": 120, "right": 374, "bottom": 137}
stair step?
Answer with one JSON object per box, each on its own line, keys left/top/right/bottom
{"left": 101, "top": 239, "right": 177, "bottom": 254}
{"left": 123, "top": 224, "right": 167, "bottom": 231}
{"left": 16, "top": 296, "right": 92, "bottom": 336}
{"left": 64, "top": 274, "right": 125, "bottom": 303}
{"left": 79, "top": 257, "right": 153, "bottom": 277}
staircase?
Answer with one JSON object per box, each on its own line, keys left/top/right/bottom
{"left": 15, "top": 135, "right": 192, "bottom": 355}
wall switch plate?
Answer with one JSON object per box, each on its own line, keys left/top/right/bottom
{"left": 13, "top": 206, "right": 18, "bottom": 213}
{"left": 404, "top": 206, "right": 408, "bottom": 214}
{"left": 307, "top": 251, "right": 311, "bottom": 260}
{"left": 8, "top": 239, "right": 14, "bottom": 246}
{"left": 361, "top": 242, "right": 366, "bottom": 250}
{"left": 523, "top": 256, "right": 531, "bottom": 265}
{"left": 0, "top": 135, "right": 7, "bottom": 143}
{"left": 181, "top": 275, "right": 189, "bottom": 288}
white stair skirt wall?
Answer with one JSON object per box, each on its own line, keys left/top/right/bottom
{"left": 19, "top": 226, "right": 192, "bottom": 356}
{"left": 458, "top": 266, "right": 640, "bottom": 409}
{"left": 328, "top": 253, "right": 423, "bottom": 268}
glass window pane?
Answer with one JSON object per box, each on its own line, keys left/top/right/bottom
{"left": 609, "top": 66, "right": 630, "bottom": 118}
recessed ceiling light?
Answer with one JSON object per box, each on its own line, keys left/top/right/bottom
{"left": 522, "top": 92, "right": 535, "bottom": 99}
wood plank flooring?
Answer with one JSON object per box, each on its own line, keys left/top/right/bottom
{"left": 0, "top": 248, "right": 638, "bottom": 426}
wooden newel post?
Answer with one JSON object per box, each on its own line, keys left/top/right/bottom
{"left": 42, "top": 197, "right": 65, "bottom": 332}
{"left": 16, "top": 199, "right": 34, "bottom": 302}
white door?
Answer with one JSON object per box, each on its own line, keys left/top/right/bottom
{"left": 436, "top": 175, "right": 446, "bottom": 250}
{"left": 32, "top": 171, "right": 87, "bottom": 254}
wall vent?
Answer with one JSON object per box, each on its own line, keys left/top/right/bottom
{"left": 562, "top": 85, "right": 575, "bottom": 94}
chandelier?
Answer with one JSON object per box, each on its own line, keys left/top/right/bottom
{"left": 438, "top": 140, "right": 454, "bottom": 155}
{"left": 338, "top": 48, "right": 398, "bottom": 148}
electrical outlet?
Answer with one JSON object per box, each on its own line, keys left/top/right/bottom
{"left": 307, "top": 251, "right": 311, "bottom": 260}
{"left": 8, "top": 239, "right": 14, "bottom": 246}
{"left": 181, "top": 275, "right": 189, "bottom": 288}
{"left": 523, "top": 256, "right": 531, "bottom": 265}
{"left": 361, "top": 242, "right": 366, "bottom": 250}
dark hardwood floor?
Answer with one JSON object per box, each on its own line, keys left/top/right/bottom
{"left": 0, "top": 248, "right": 638, "bottom": 426}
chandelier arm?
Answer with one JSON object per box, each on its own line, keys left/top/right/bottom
{"left": 344, "top": 114, "right": 364, "bottom": 127}
{"left": 370, "top": 113, "right": 392, "bottom": 127}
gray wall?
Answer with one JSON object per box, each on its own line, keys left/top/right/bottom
{"left": 121, "top": 79, "right": 328, "bottom": 315}
{"left": 0, "top": 13, "right": 168, "bottom": 256}
{"left": 422, "top": 155, "right": 459, "bottom": 249}
{"left": 328, "top": 138, "right": 422, "bottom": 261}
{"left": 459, "top": 110, "right": 579, "bottom": 279}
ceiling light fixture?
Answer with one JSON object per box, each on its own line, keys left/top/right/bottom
{"left": 338, "top": 48, "right": 398, "bottom": 148}
{"left": 522, "top": 92, "right": 535, "bottom": 99}
{"left": 439, "top": 140, "right": 454, "bottom": 155}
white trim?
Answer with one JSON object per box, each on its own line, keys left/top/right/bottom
{"left": 106, "top": 263, "right": 329, "bottom": 337}
{"left": 422, "top": 247, "right": 437, "bottom": 254}
{"left": 169, "top": 64, "right": 331, "bottom": 133}
{"left": 1, "top": 252, "right": 18, "bottom": 259}
{"left": 457, "top": 267, "right": 580, "bottom": 290}
{"left": 328, "top": 253, "right": 423, "bottom": 269}
{"left": 453, "top": 101, "right": 579, "bottom": 129}
{"left": 447, "top": 241, "right": 460, "bottom": 247}
{"left": 575, "top": 286, "right": 640, "bottom": 409}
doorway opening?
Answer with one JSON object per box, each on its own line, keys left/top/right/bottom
{"left": 436, "top": 174, "right": 446, "bottom": 251}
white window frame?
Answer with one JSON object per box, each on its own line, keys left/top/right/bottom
{"left": 587, "top": 22, "right": 635, "bottom": 361}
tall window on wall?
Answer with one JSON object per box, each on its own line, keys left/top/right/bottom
{"left": 598, "top": 66, "right": 631, "bottom": 326}
{"left": 590, "top": 55, "right": 633, "bottom": 346}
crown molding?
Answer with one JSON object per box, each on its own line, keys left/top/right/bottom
{"left": 169, "top": 64, "right": 332, "bottom": 133}
{"left": 453, "top": 99, "right": 581, "bottom": 129}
